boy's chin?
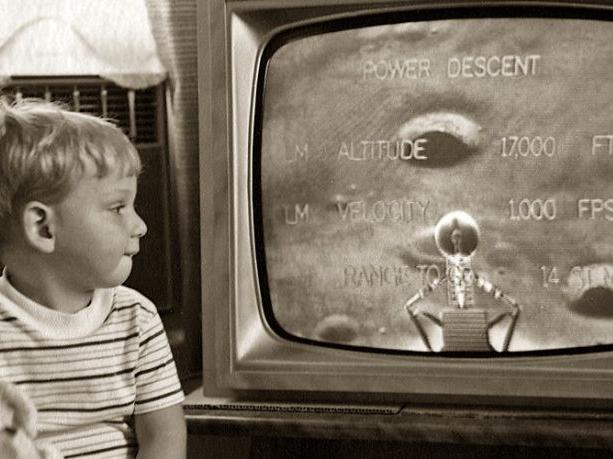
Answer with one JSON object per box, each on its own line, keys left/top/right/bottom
{"left": 98, "top": 259, "right": 133, "bottom": 288}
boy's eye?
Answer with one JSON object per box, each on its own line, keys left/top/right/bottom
{"left": 110, "top": 204, "right": 126, "bottom": 214}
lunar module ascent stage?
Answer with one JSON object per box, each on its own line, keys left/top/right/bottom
{"left": 404, "top": 211, "right": 521, "bottom": 352}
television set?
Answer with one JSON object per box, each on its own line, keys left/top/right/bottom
{"left": 195, "top": 0, "right": 613, "bottom": 413}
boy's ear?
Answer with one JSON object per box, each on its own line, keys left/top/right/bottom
{"left": 22, "top": 202, "right": 56, "bottom": 253}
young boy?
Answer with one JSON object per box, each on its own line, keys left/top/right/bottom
{"left": 0, "top": 99, "right": 186, "bottom": 458}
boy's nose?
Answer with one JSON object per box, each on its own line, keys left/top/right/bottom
{"left": 132, "top": 211, "right": 148, "bottom": 238}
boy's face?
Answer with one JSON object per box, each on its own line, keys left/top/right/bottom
{"left": 50, "top": 162, "right": 147, "bottom": 291}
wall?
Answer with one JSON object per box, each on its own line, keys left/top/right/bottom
{"left": 145, "top": 0, "right": 202, "bottom": 380}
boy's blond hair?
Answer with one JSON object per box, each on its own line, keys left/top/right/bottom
{"left": 0, "top": 98, "right": 141, "bottom": 232}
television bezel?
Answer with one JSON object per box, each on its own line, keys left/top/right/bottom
{"left": 199, "top": 0, "right": 613, "bottom": 406}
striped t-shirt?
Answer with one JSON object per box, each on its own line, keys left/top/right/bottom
{"left": 0, "top": 275, "right": 185, "bottom": 458}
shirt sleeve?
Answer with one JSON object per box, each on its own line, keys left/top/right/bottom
{"left": 134, "top": 307, "right": 184, "bottom": 415}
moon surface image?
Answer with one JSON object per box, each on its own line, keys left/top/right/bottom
{"left": 259, "top": 17, "right": 613, "bottom": 353}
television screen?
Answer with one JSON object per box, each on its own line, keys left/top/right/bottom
{"left": 198, "top": 1, "right": 613, "bottom": 404}
{"left": 258, "top": 16, "right": 613, "bottom": 355}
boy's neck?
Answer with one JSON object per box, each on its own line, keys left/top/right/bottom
{"left": 5, "top": 267, "right": 94, "bottom": 314}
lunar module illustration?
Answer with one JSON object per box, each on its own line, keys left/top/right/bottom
{"left": 404, "top": 211, "right": 521, "bottom": 352}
